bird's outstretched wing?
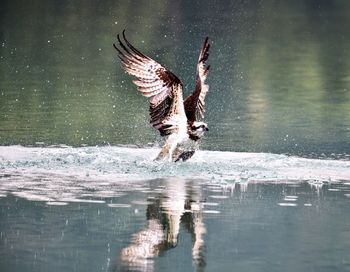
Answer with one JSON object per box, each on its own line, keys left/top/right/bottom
{"left": 114, "top": 31, "right": 185, "bottom": 136}
{"left": 184, "top": 37, "right": 210, "bottom": 123}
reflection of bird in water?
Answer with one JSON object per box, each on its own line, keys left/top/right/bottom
{"left": 113, "top": 178, "right": 206, "bottom": 272}
{"left": 117, "top": 219, "right": 164, "bottom": 272}
{"left": 114, "top": 31, "right": 211, "bottom": 162}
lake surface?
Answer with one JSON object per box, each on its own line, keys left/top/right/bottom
{"left": 0, "top": 146, "right": 350, "bottom": 272}
{"left": 1, "top": 0, "right": 350, "bottom": 271}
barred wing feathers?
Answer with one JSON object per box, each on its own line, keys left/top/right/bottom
{"left": 114, "top": 31, "right": 186, "bottom": 136}
{"left": 184, "top": 37, "right": 210, "bottom": 123}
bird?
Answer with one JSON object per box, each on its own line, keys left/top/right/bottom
{"left": 113, "top": 30, "right": 210, "bottom": 162}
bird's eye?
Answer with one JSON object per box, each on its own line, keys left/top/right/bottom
{"left": 201, "top": 125, "right": 205, "bottom": 128}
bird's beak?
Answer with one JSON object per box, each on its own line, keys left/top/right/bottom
{"left": 205, "top": 127, "right": 209, "bottom": 131}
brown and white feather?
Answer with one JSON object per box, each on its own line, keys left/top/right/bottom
{"left": 184, "top": 37, "right": 210, "bottom": 123}
{"left": 114, "top": 31, "right": 187, "bottom": 136}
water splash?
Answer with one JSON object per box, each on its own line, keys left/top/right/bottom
{"left": 0, "top": 145, "right": 349, "bottom": 203}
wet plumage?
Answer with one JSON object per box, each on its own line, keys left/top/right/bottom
{"left": 114, "top": 31, "right": 210, "bottom": 162}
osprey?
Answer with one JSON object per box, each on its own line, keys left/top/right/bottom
{"left": 114, "top": 31, "right": 210, "bottom": 162}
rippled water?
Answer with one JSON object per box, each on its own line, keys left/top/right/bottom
{"left": 3, "top": 179, "right": 350, "bottom": 272}
{"left": 1, "top": 146, "right": 350, "bottom": 271}
{"left": 1, "top": 0, "right": 350, "bottom": 271}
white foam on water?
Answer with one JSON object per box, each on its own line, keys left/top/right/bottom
{"left": 284, "top": 196, "right": 298, "bottom": 201}
{"left": 62, "top": 199, "right": 106, "bottom": 204}
{"left": 203, "top": 210, "right": 221, "bottom": 214}
{"left": 202, "top": 202, "right": 219, "bottom": 206}
{"left": 278, "top": 203, "right": 298, "bottom": 207}
{"left": 283, "top": 198, "right": 298, "bottom": 202}
{"left": 209, "top": 195, "right": 230, "bottom": 199}
{"left": 1, "top": 145, "right": 349, "bottom": 181}
{"left": 0, "top": 145, "right": 349, "bottom": 203}
{"left": 285, "top": 195, "right": 298, "bottom": 199}
{"left": 107, "top": 203, "right": 132, "bottom": 208}
{"left": 46, "top": 201, "right": 68, "bottom": 206}
{"left": 131, "top": 200, "right": 152, "bottom": 205}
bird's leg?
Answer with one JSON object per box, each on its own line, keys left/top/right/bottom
{"left": 154, "top": 143, "right": 171, "bottom": 161}
{"left": 171, "top": 145, "right": 184, "bottom": 162}
{"left": 154, "top": 133, "right": 180, "bottom": 162}
{"left": 174, "top": 150, "right": 195, "bottom": 162}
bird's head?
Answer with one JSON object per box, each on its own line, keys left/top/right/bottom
{"left": 190, "top": 121, "right": 209, "bottom": 138}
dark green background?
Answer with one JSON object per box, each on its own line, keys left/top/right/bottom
{"left": 1, "top": 0, "right": 349, "bottom": 158}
